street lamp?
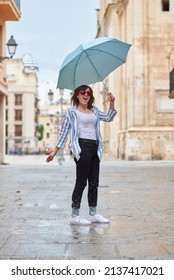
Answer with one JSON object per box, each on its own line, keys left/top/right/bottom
{"left": 48, "top": 89, "right": 54, "bottom": 103}
{"left": 47, "top": 89, "right": 65, "bottom": 121}
{"left": 0, "top": 35, "right": 18, "bottom": 62}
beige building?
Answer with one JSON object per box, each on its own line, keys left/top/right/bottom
{"left": 94, "top": 0, "right": 174, "bottom": 160}
{"left": 6, "top": 55, "right": 39, "bottom": 154}
{"left": 0, "top": 0, "right": 21, "bottom": 163}
{"left": 38, "top": 97, "right": 71, "bottom": 154}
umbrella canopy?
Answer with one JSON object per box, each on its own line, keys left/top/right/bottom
{"left": 57, "top": 37, "right": 131, "bottom": 91}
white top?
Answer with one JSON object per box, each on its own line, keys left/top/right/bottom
{"left": 77, "top": 110, "right": 97, "bottom": 140}
{"left": 56, "top": 106, "right": 117, "bottom": 161}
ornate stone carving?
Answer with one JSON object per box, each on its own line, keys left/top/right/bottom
{"left": 116, "top": 0, "right": 129, "bottom": 16}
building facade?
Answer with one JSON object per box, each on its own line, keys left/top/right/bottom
{"left": 38, "top": 98, "right": 71, "bottom": 154}
{"left": 0, "top": 0, "right": 21, "bottom": 163}
{"left": 94, "top": 0, "right": 174, "bottom": 160}
{"left": 6, "top": 55, "right": 39, "bottom": 154}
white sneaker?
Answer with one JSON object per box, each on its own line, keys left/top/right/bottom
{"left": 88, "top": 214, "right": 109, "bottom": 223}
{"left": 69, "top": 216, "right": 91, "bottom": 225}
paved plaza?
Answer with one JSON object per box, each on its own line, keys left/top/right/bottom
{"left": 0, "top": 155, "right": 174, "bottom": 260}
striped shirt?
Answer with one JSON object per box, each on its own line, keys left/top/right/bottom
{"left": 56, "top": 106, "right": 117, "bottom": 161}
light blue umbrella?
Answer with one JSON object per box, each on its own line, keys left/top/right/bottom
{"left": 57, "top": 37, "right": 131, "bottom": 91}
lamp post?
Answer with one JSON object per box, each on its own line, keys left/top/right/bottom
{"left": 47, "top": 89, "right": 65, "bottom": 128}
{"left": 58, "top": 89, "right": 65, "bottom": 162}
{"left": 0, "top": 35, "right": 18, "bottom": 62}
{"left": 48, "top": 89, "right": 54, "bottom": 103}
{"left": 59, "top": 89, "right": 64, "bottom": 124}
{"left": 47, "top": 89, "right": 65, "bottom": 163}
{"left": 35, "top": 131, "right": 41, "bottom": 154}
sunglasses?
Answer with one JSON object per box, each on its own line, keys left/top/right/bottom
{"left": 79, "top": 90, "right": 92, "bottom": 97}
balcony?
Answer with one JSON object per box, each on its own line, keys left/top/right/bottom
{"left": 0, "top": 0, "right": 21, "bottom": 21}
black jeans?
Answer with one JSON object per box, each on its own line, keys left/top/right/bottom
{"left": 72, "top": 138, "right": 100, "bottom": 209}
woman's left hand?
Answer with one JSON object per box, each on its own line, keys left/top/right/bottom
{"left": 107, "top": 93, "right": 115, "bottom": 102}
{"left": 107, "top": 93, "right": 115, "bottom": 109}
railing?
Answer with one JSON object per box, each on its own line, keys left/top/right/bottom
{"left": 15, "top": 0, "right": 21, "bottom": 10}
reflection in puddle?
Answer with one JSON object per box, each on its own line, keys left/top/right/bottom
{"left": 89, "top": 223, "right": 109, "bottom": 235}
{"left": 70, "top": 224, "right": 90, "bottom": 236}
{"left": 70, "top": 223, "right": 110, "bottom": 239}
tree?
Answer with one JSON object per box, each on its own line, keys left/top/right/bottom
{"left": 38, "top": 124, "right": 44, "bottom": 141}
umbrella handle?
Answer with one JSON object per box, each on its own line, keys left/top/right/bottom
{"left": 102, "top": 81, "right": 108, "bottom": 93}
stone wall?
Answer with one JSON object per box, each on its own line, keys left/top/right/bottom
{"left": 95, "top": 0, "right": 174, "bottom": 160}
{"left": 118, "top": 129, "right": 174, "bottom": 160}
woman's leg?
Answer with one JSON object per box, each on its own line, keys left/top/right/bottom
{"left": 87, "top": 149, "right": 109, "bottom": 223}
{"left": 71, "top": 143, "right": 93, "bottom": 211}
{"left": 88, "top": 153, "right": 100, "bottom": 211}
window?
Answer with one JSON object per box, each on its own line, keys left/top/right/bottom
{"left": 170, "top": 68, "right": 174, "bottom": 92}
{"left": 15, "top": 125, "right": 22, "bottom": 136}
{"left": 6, "top": 110, "right": 8, "bottom": 121}
{"left": 15, "top": 109, "right": 22, "bottom": 121}
{"left": 46, "top": 132, "right": 50, "bottom": 138}
{"left": 6, "top": 125, "right": 8, "bottom": 137}
{"left": 162, "top": 0, "right": 169, "bottom": 11}
{"left": 169, "top": 68, "right": 174, "bottom": 98}
{"left": 15, "top": 94, "right": 22, "bottom": 105}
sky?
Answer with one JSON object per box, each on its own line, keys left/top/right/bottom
{"left": 7, "top": 0, "right": 99, "bottom": 104}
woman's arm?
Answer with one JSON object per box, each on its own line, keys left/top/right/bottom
{"left": 97, "top": 93, "right": 117, "bottom": 122}
{"left": 46, "top": 146, "right": 60, "bottom": 162}
{"left": 46, "top": 111, "right": 71, "bottom": 163}
{"left": 107, "top": 93, "right": 115, "bottom": 110}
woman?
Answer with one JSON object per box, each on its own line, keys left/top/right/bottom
{"left": 46, "top": 85, "right": 117, "bottom": 225}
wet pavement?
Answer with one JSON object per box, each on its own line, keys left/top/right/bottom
{"left": 0, "top": 155, "right": 174, "bottom": 260}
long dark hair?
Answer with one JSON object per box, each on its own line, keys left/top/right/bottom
{"left": 71, "top": 85, "right": 95, "bottom": 109}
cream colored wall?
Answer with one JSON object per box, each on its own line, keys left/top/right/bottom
{"left": 37, "top": 114, "right": 58, "bottom": 153}
{"left": 0, "top": 1, "right": 21, "bottom": 162}
{"left": 95, "top": 0, "right": 174, "bottom": 160}
{"left": 0, "top": 22, "right": 7, "bottom": 163}
{"left": 38, "top": 101, "right": 71, "bottom": 154}
{"left": 0, "top": 95, "right": 5, "bottom": 161}
{"left": 0, "top": 22, "right": 7, "bottom": 87}
{"left": 23, "top": 93, "right": 35, "bottom": 138}
{"left": 6, "top": 59, "right": 38, "bottom": 154}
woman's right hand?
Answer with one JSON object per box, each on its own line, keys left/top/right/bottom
{"left": 46, "top": 147, "right": 59, "bottom": 163}
{"left": 46, "top": 152, "right": 55, "bottom": 163}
